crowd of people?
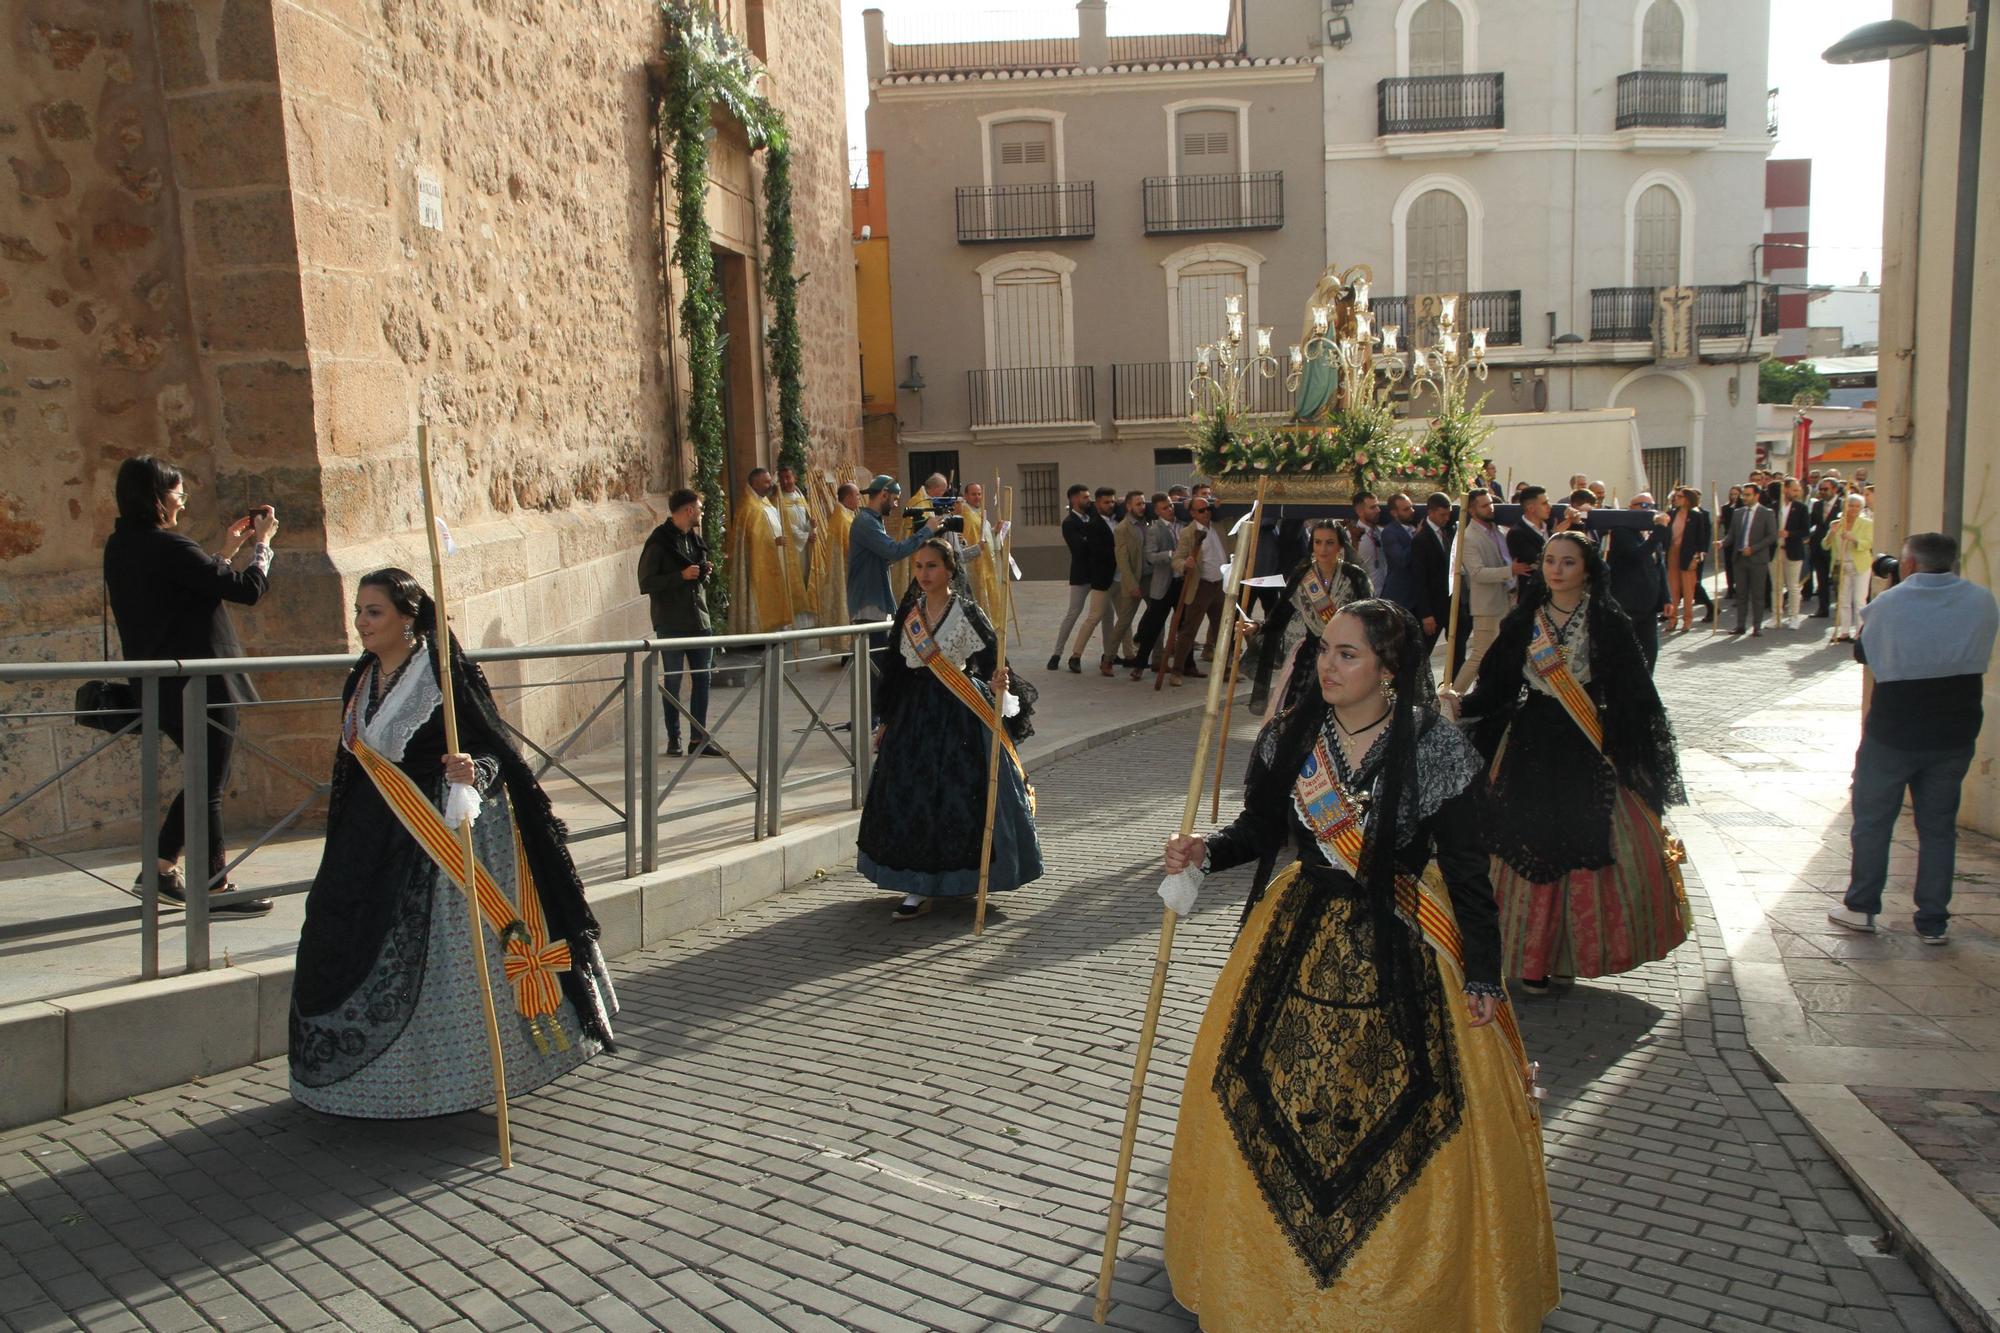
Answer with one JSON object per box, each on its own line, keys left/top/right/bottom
{"left": 94, "top": 446, "right": 1992, "bottom": 1330}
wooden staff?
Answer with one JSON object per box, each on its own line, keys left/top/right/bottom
{"left": 1093, "top": 482, "right": 1263, "bottom": 1325}
{"left": 973, "top": 478, "right": 1014, "bottom": 937}
{"left": 416, "top": 423, "right": 513, "bottom": 1169}
{"left": 1208, "top": 498, "right": 1268, "bottom": 821}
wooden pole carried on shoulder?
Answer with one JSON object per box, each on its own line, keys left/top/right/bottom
{"left": 1093, "top": 479, "right": 1264, "bottom": 1325}
{"left": 973, "top": 478, "right": 1014, "bottom": 937}
{"left": 1444, "top": 519, "right": 1466, "bottom": 692}
{"left": 1208, "top": 497, "right": 1267, "bottom": 822}
{"left": 417, "top": 423, "right": 514, "bottom": 1170}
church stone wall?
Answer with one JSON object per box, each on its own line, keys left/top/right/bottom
{"left": 0, "top": 0, "right": 861, "bottom": 860}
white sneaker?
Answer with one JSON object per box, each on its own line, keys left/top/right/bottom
{"left": 1920, "top": 931, "right": 1949, "bottom": 947}
{"left": 1827, "top": 906, "right": 1877, "bottom": 933}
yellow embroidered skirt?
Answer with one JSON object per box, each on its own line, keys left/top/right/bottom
{"left": 1165, "top": 862, "right": 1560, "bottom": 1331}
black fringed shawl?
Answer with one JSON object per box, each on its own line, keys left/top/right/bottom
{"left": 292, "top": 636, "right": 608, "bottom": 1045}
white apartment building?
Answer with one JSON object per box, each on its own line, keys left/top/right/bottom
{"left": 1317, "top": 0, "right": 1776, "bottom": 494}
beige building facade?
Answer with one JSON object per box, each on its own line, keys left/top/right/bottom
{"left": 1316, "top": 0, "right": 1776, "bottom": 499}
{"left": 1868, "top": 0, "right": 2000, "bottom": 834}
{"left": 863, "top": 0, "right": 1328, "bottom": 575}
{"left": 0, "top": 0, "right": 859, "bottom": 855}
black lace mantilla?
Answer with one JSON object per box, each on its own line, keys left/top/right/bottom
{"left": 1214, "top": 866, "right": 1465, "bottom": 1286}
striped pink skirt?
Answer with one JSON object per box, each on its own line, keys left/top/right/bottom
{"left": 1492, "top": 786, "right": 1690, "bottom": 980}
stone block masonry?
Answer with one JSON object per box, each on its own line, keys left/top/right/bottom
{"left": 0, "top": 0, "right": 864, "bottom": 859}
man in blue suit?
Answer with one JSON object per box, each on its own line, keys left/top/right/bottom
{"left": 1377, "top": 491, "right": 1419, "bottom": 616}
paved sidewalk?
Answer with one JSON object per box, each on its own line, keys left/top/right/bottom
{"left": 1653, "top": 617, "right": 2000, "bottom": 1327}
{"left": 0, "top": 675, "right": 1950, "bottom": 1331}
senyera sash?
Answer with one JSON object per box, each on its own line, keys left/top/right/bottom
{"left": 1298, "top": 564, "right": 1342, "bottom": 629}
{"left": 1518, "top": 608, "right": 1691, "bottom": 929}
{"left": 1292, "top": 731, "right": 1538, "bottom": 1099}
{"left": 902, "top": 606, "right": 1030, "bottom": 791}
{"left": 341, "top": 685, "right": 574, "bottom": 1054}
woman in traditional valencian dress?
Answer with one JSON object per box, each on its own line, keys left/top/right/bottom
{"left": 1450, "top": 530, "right": 1689, "bottom": 996}
{"left": 1247, "top": 517, "right": 1373, "bottom": 720}
{"left": 289, "top": 569, "right": 618, "bottom": 1118}
{"left": 1160, "top": 599, "right": 1558, "bottom": 1331}
{"left": 857, "top": 539, "right": 1041, "bottom": 921}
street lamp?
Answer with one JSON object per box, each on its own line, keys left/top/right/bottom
{"left": 1823, "top": 1, "right": 1985, "bottom": 545}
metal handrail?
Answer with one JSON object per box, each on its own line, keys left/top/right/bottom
{"left": 0, "top": 621, "right": 885, "bottom": 985}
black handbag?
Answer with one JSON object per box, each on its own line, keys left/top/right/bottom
{"left": 74, "top": 586, "right": 139, "bottom": 734}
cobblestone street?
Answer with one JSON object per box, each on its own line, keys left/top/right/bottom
{"left": 0, "top": 630, "right": 1962, "bottom": 1332}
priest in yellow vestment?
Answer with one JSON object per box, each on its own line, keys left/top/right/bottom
{"left": 958, "top": 481, "right": 1002, "bottom": 613}
{"left": 729, "top": 468, "right": 792, "bottom": 634}
{"left": 775, "top": 465, "right": 816, "bottom": 629}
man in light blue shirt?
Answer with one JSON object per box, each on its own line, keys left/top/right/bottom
{"left": 1829, "top": 531, "right": 2000, "bottom": 944}
{"left": 847, "top": 476, "right": 940, "bottom": 722}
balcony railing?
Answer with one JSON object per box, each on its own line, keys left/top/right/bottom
{"left": 1378, "top": 73, "right": 1504, "bottom": 135}
{"left": 970, "top": 365, "right": 1096, "bottom": 427}
{"left": 1369, "top": 290, "right": 1523, "bottom": 347}
{"left": 1111, "top": 361, "right": 1289, "bottom": 421}
{"left": 955, "top": 181, "right": 1095, "bottom": 243}
{"left": 1142, "top": 171, "right": 1283, "bottom": 234}
{"left": 1590, "top": 283, "right": 1753, "bottom": 342}
{"left": 1616, "top": 71, "right": 1728, "bottom": 130}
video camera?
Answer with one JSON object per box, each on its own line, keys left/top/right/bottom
{"left": 907, "top": 489, "right": 966, "bottom": 535}
{"left": 1872, "top": 552, "right": 1902, "bottom": 588}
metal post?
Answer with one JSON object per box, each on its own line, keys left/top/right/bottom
{"left": 181, "top": 673, "right": 210, "bottom": 972}
{"left": 139, "top": 675, "right": 160, "bottom": 980}
{"left": 622, "top": 651, "right": 639, "bottom": 879}
{"left": 641, "top": 647, "right": 660, "bottom": 874}
{"left": 849, "top": 634, "right": 866, "bottom": 810}
{"left": 855, "top": 628, "right": 875, "bottom": 798}
{"left": 1941, "top": 0, "right": 1987, "bottom": 547}
{"left": 751, "top": 648, "right": 767, "bottom": 841}
{"left": 765, "top": 640, "right": 785, "bottom": 836}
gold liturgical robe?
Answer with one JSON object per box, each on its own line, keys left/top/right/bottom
{"left": 959, "top": 502, "right": 1001, "bottom": 612}
{"left": 776, "top": 488, "right": 814, "bottom": 627}
{"left": 729, "top": 486, "right": 792, "bottom": 634}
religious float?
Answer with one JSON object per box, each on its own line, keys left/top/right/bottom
{"left": 1188, "top": 263, "right": 1495, "bottom": 508}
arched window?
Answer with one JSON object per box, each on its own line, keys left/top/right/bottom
{"left": 1632, "top": 183, "right": 1683, "bottom": 288}
{"left": 1640, "top": 0, "right": 1685, "bottom": 71}
{"left": 1406, "top": 189, "right": 1469, "bottom": 296}
{"left": 1175, "top": 261, "right": 1249, "bottom": 361}
{"left": 1409, "top": 0, "right": 1466, "bottom": 75}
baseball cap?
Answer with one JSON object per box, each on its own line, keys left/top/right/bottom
{"left": 862, "top": 475, "right": 901, "bottom": 496}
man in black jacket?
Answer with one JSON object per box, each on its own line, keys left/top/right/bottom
{"left": 1050, "top": 484, "right": 1098, "bottom": 671}
{"left": 1604, "top": 494, "right": 1671, "bottom": 669}
{"left": 1772, "top": 476, "right": 1813, "bottom": 625}
{"left": 637, "top": 488, "right": 728, "bottom": 758}
{"left": 1806, "top": 476, "right": 1842, "bottom": 616}
{"left": 1411, "top": 492, "right": 1455, "bottom": 652}
{"left": 1056, "top": 487, "right": 1121, "bottom": 674}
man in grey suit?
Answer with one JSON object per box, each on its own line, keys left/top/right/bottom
{"left": 1129, "top": 492, "right": 1184, "bottom": 679}
{"left": 1728, "top": 486, "right": 1777, "bottom": 637}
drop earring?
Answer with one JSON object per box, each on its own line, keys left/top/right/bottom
{"left": 402, "top": 622, "right": 417, "bottom": 646}
{"left": 1379, "top": 678, "right": 1397, "bottom": 709}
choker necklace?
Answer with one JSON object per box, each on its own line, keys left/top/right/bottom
{"left": 1333, "top": 705, "right": 1392, "bottom": 737}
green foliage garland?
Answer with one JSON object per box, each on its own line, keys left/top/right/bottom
{"left": 1416, "top": 374, "right": 1494, "bottom": 498}
{"left": 656, "top": 0, "right": 811, "bottom": 625}
{"left": 761, "top": 134, "right": 810, "bottom": 477}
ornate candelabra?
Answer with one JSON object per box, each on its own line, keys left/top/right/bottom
{"left": 1383, "top": 292, "right": 1489, "bottom": 405}
{"left": 1187, "top": 294, "right": 1279, "bottom": 416}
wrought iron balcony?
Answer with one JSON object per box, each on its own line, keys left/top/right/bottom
{"left": 1377, "top": 74, "right": 1504, "bottom": 136}
{"left": 1615, "top": 71, "right": 1728, "bottom": 131}
{"left": 1369, "top": 290, "right": 1522, "bottom": 347}
{"left": 969, "top": 365, "right": 1096, "bottom": 427}
{"left": 1141, "top": 171, "right": 1284, "bottom": 235}
{"left": 1111, "top": 361, "right": 1288, "bottom": 421}
{"left": 1590, "top": 283, "right": 1752, "bottom": 342}
{"left": 955, "top": 182, "right": 1095, "bottom": 243}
